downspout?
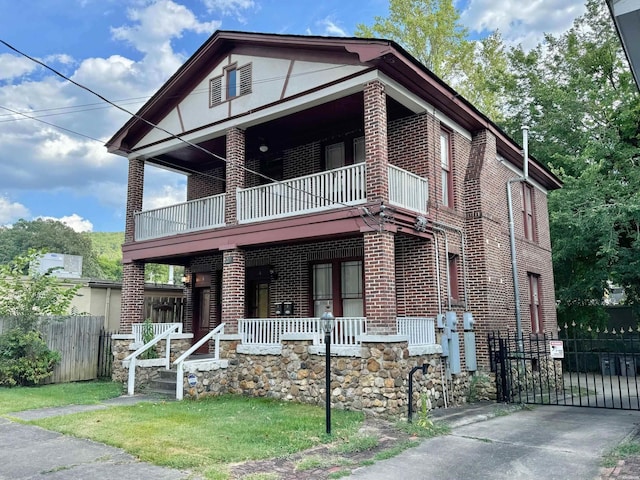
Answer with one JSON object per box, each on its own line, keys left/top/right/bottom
{"left": 434, "top": 227, "right": 452, "bottom": 311}
{"left": 433, "top": 232, "right": 443, "bottom": 315}
{"left": 507, "top": 125, "right": 529, "bottom": 353}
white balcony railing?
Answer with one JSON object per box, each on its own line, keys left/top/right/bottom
{"left": 237, "top": 163, "right": 366, "bottom": 223}
{"left": 134, "top": 194, "right": 225, "bottom": 241}
{"left": 388, "top": 165, "right": 429, "bottom": 214}
{"left": 396, "top": 317, "right": 436, "bottom": 346}
{"left": 238, "top": 317, "right": 367, "bottom": 347}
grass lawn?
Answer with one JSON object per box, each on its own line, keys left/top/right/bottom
{"left": 0, "top": 380, "right": 123, "bottom": 414}
{"left": 31, "top": 395, "right": 365, "bottom": 480}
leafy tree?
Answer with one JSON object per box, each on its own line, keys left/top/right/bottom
{"left": 355, "top": 0, "right": 509, "bottom": 120}
{"left": 498, "top": 0, "right": 640, "bottom": 328}
{"left": 0, "top": 250, "right": 80, "bottom": 386}
{"left": 0, "top": 219, "right": 103, "bottom": 278}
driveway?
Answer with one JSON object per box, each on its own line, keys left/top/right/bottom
{"left": 346, "top": 406, "right": 640, "bottom": 480}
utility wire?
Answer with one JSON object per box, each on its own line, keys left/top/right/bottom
{"left": 0, "top": 39, "right": 361, "bottom": 211}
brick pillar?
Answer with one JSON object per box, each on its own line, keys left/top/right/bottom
{"left": 221, "top": 248, "right": 245, "bottom": 334}
{"left": 364, "top": 231, "right": 397, "bottom": 334}
{"left": 225, "top": 127, "right": 245, "bottom": 225}
{"left": 120, "top": 157, "right": 145, "bottom": 333}
{"left": 364, "top": 80, "right": 389, "bottom": 203}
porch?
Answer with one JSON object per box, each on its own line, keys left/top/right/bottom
{"left": 134, "top": 164, "right": 428, "bottom": 241}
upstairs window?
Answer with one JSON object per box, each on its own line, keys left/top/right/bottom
{"left": 325, "top": 142, "right": 345, "bottom": 170}
{"left": 440, "top": 129, "right": 453, "bottom": 207}
{"left": 447, "top": 253, "right": 460, "bottom": 303}
{"left": 522, "top": 183, "right": 537, "bottom": 241}
{"left": 528, "top": 273, "right": 543, "bottom": 334}
{"left": 209, "top": 63, "right": 252, "bottom": 107}
{"left": 322, "top": 135, "right": 365, "bottom": 171}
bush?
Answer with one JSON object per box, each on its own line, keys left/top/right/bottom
{"left": 0, "top": 328, "right": 61, "bottom": 386}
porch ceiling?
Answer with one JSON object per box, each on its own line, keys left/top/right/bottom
{"left": 146, "top": 93, "right": 413, "bottom": 173}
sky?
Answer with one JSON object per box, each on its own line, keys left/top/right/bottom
{"left": 0, "top": 0, "right": 587, "bottom": 233}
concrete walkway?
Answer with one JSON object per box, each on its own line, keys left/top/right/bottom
{"left": 346, "top": 406, "right": 640, "bottom": 480}
{"left": 0, "top": 395, "right": 199, "bottom": 480}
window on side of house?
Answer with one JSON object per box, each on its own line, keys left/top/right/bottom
{"left": 440, "top": 129, "right": 453, "bottom": 207}
{"left": 447, "top": 253, "right": 460, "bottom": 303}
{"left": 312, "top": 260, "right": 363, "bottom": 317}
{"left": 325, "top": 142, "right": 345, "bottom": 170}
{"left": 522, "top": 183, "right": 537, "bottom": 241}
{"left": 528, "top": 273, "right": 543, "bottom": 334}
{"left": 227, "top": 67, "right": 237, "bottom": 99}
{"left": 353, "top": 136, "right": 366, "bottom": 164}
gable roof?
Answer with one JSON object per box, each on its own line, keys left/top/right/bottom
{"left": 106, "top": 30, "right": 561, "bottom": 190}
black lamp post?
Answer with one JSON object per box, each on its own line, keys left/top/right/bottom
{"left": 321, "top": 305, "right": 335, "bottom": 435}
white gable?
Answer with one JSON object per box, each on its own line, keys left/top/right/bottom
{"left": 133, "top": 52, "right": 367, "bottom": 150}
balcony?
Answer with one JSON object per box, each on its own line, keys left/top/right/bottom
{"left": 133, "top": 164, "right": 428, "bottom": 241}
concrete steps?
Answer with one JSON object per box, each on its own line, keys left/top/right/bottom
{"left": 149, "top": 369, "right": 177, "bottom": 397}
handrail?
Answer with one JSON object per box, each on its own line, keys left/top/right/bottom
{"left": 173, "top": 323, "right": 226, "bottom": 400}
{"left": 124, "top": 323, "right": 180, "bottom": 396}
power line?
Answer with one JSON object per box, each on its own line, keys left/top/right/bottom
{"left": 0, "top": 39, "right": 359, "bottom": 212}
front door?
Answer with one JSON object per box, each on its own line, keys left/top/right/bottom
{"left": 247, "top": 281, "right": 270, "bottom": 318}
{"left": 193, "top": 287, "right": 211, "bottom": 354}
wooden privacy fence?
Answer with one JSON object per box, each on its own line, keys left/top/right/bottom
{"left": 0, "top": 316, "right": 108, "bottom": 383}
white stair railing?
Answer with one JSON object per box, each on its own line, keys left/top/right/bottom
{"left": 123, "top": 323, "right": 181, "bottom": 395}
{"left": 173, "top": 323, "right": 226, "bottom": 400}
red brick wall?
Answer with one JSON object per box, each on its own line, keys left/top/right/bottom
{"left": 221, "top": 248, "right": 245, "bottom": 333}
{"left": 364, "top": 81, "right": 389, "bottom": 203}
{"left": 364, "top": 231, "right": 397, "bottom": 333}
{"left": 120, "top": 261, "right": 145, "bottom": 333}
{"left": 225, "top": 127, "right": 245, "bottom": 224}
{"left": 187, "top": 166, "right": 225, "bottom": 200}
{"left": 124, "top": 158, "right": 144, "bottom": 243}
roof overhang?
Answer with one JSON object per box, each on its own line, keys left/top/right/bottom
{"left": 607, "top": 0, "right": 640, "bottom": 89}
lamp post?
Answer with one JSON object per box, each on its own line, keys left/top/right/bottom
{"left": 321, "top": 305, "right": 335, "bottom": 435}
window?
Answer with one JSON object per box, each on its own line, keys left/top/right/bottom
{"left": 325, "top": 142, "right": 345, "bottom": 170}
{"left": 528, "top": 273, "right": 543, "bottom": 334}
{"left": 440, "top": 130, "right": 453, "bottom": 207}
{"left": 447, "top": 254, "right": 460, "bottom": 303}
{"left": 209, "top": 64, "right": 252, "bottom": 107}
{"left": 312, "top": 260, "right": 363, "bottom": 317}
{"left": 353, "top": 136, "right": 366, "bottom": 164}
{"left": 522, "top": 183, "right": 537, "bottom": 241}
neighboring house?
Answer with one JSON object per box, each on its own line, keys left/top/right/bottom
{"left": 607, "top": 0, "right": 640, "bottom": 88}
{"left": 106, "top": 32, "right": 561, "bottom": 414}
{"left": 66, "top": 279, "right": 184, "bottom": 331}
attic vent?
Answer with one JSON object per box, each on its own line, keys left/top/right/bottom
{"left": 239, "top": 64, "right": 252, "bottom": 95}
{"left": 209, "top": 76, "right": 222, "bottom": 107}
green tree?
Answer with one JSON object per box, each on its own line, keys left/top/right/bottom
{"left": 0, "top": 219, "right": 104, "bottom": 278}
{"left": 355, "top": 0, "right": 509, "bottom": 120}
{"left": 498, "top": 0, "right": 640, "bottom": 327}
{"left": 0, "top": 250, "right": 80, "bottom": 386}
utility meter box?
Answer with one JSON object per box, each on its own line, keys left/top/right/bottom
{"left": 463, "top": 312, "right": 475, "bottom": 331}
{"left": 436, "top": 313, "right": 446, "bottom": 329}
{"left": 446, "top": 311, "right": 458, "bottom": 331}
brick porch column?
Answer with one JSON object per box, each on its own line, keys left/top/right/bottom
{"left": 120, "top": 157, "right": 145, "bottom": 333}
{"left": 221, "top": 248, "right": 245, "bottom": 334}
{"left": 364, "top": 230, "right": 397, "bottom": 334}
{"left": 225, "top": 127, "right": 245, "bottom": 225}
{"left": 364, "top": 80, "right": 389, "bottom": 203}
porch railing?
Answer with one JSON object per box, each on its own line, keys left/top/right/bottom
{"left": 237, "top": 163, "right": 366, "bottom": 223}
{"left": 388, "top": 165, "right": 429, "bottom": 214}
{"left": 132, "top": 322, "right": 182, "bottom": 345}
{"left": 238, "top": 317, "right": 367, "bottom": 347}
{"left": 134, "top": 194, "right": 225, "bottom": 241}
{"left": 173, "top": 323, "right": 225, "bottom": 400}
{"left": 396, "top": 317, "right": 436, "bottom": 345}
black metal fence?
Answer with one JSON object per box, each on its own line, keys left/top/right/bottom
{"left": 489, "top": 328, "right": 640, "bottom": 410}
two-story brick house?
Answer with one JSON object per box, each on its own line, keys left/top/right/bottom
{"left": 107, "top": 31, "right": 561, "bottom": 414}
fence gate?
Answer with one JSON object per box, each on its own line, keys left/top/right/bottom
{"left": 488, "top": 328, "right": 640, "bottom": 410}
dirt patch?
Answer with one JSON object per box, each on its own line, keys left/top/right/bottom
{"left": 229, "top": 418, "right": 421, "bottom": 479}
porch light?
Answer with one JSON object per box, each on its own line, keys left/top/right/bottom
{"left": 259, "top": 141, "right": 269, "bottom": 153}
{"left": 321, "top": 305, "right": 335, "bottom": 435}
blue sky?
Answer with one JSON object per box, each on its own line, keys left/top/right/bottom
{"left": 0, "top": 0, "right": 586, "bottom": 232}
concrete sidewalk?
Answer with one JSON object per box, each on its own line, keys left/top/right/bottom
{"left": 346, "top": 406, "right": 640, "bottom": 480}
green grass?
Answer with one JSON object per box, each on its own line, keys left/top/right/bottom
{"left": 330, "top": 434, "right": 379, "bottom": 454}
{"left": 602, "top": 441, "right": 640, "bottom": 468}
{"left": 327, "top": 470, "right": 352, "bottom": 479}
{"left": 396, "top": 419, "right": 451, "bottom": 438}
{"left": 0, "top": 380, "right": 123, "bottom": 414}
{"left": 296, "top": 455, "right": 353, "bottom": 471}
{"left": 373, "top": 440, "right": 420, "bottom": 460}
{"left": 31, "top": 395, "right": 364, "bottom": 479}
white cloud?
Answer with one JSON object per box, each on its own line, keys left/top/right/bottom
{"left": 0, "top": 196, "right": 30, "bottom": 224}
{"left": 143, "top": 182, "right": 186, "bottom": 210}
{"left": 0, "top": 54, "right": 38, "bottom": 81}
{"left": 38, "top": 214, "right": 94, "bottom": 232}
{"left": 461, "top": 0, "right": 586, "bottom": 49}
{"left": 202, "top": 0, "right": 255, "bottom": 21}
{"left": 317, "top": 17, "right": 348, "bottom": 37}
